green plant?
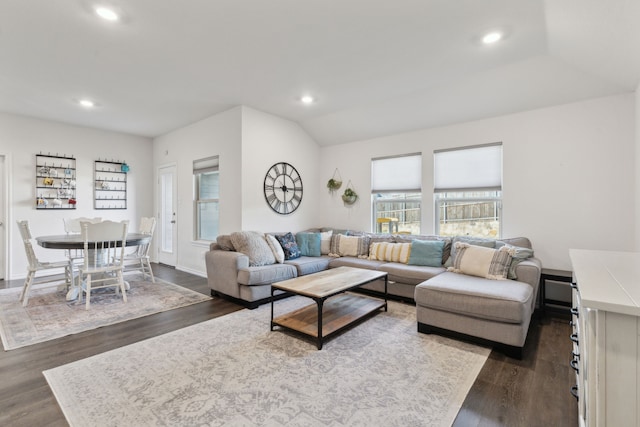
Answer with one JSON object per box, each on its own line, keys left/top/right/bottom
{"left": 343, "top": 188, "right": 357, "bottom": 197}
{"left": 327, "top": 178, "right": 342, "bottom": 191}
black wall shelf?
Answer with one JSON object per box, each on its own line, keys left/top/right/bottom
{"left": 94, "top": 159, "right": 127, "bottom": 210}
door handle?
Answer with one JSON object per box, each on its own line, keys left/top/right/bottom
{"left": 170, "top": 220, "right": 176, "bottom": 224}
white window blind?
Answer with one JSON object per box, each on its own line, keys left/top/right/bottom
{"left": 193, "top": 156, "right": 219, "bottom": 174}
{"left": 434, "top": 143, "right": 502, "bottom": 193}
{"left": 371, "top": 153, "right": 421, "bottom": 193}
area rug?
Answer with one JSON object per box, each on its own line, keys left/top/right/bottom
{"left": 0, "top": 278, "right": 211, "bottom": 351}
{"left": 44, "top": 297, "right": 490, "bottom": 426}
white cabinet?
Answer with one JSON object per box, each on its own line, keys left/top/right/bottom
{"left": 570, "top": 250, "right": 640, "bottom": 427}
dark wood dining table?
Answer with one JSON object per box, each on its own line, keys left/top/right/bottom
{"left": 36, "top": 233, "right": 152, "bottom": 301}
{"left": 36, "top": 233, "right": 151, "bottom": 249}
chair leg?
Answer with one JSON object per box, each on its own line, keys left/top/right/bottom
{"left": 85, "top": 274, "right": 92, "bottom": 310}
{"left": 20, "top": 271, "right": 35, "bottom": 307}
{"left": 145, "top": 259, "right": 155, "bottom": 283}
{"left": 118, "top": 270, "right": 127, "bottom": 303}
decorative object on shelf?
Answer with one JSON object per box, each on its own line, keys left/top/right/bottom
{"left": 263, "top": 162, "right": 303, "bottom": 215}
{"left": 35, "top": 153, "right": 76, "bottom": 209}
{"left": 327, "top": 168, "right": 342, "bottom": 192}
{"left": 121, "top": 162, "right": 130, "bottom": 173}
{"left": 342, "top": 181, "right": 358, "bottom": 206}
{"left": 94, "top": 159, "right": 127, "bottom": 209}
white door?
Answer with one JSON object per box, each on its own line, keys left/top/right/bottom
{"left": 0, "top": 155, "right": 5, "bottom": 279}
{"left": 157, "top": 164, "right": 177, "bottom": 266}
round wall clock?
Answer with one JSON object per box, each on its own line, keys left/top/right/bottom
{"left": 263, "top": 162, "right": 303, "bottom": 215}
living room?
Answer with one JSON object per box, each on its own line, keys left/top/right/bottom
{"left": 1, "top": 1, "right": 639, "bottom": 425}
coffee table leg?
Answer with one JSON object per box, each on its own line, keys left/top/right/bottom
{"left": 316, "top": 298, "right": 324, "bottom": 350}
{"left": 384, "top": 275, "right": 388, "bottom": 312}
{"left": 270, "top": 287, "right": 275, "bottom": 331}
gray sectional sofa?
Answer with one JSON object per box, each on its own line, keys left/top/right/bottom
{"left": 205, "top": 230, "right": 541, "bottom": 358}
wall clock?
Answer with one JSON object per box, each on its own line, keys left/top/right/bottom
{"left": 263, "top": 162, "right": 303, "bottom": 215}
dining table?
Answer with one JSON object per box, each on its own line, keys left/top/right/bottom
{"left": 36, "top": 233, "right": 152, "bottom": 301}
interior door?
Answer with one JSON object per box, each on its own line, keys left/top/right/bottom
{"left": 157, "top": 164, "right": 177, "bottom": 266}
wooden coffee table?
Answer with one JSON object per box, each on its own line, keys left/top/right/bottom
{"left": 270, "top": 266, "right": 388, "bottom": 349}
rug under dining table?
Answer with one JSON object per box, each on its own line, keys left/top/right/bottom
{"left": 0, "top": 278, "right": 211, "bottom": 350}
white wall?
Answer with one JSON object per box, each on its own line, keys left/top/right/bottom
{"left": 152, "top": 106, "right": 320, "bottom": 277}
{"left": 153, "top": 107, "right": 243, "bottom": 276}
{"left": 240, "top": 106, "right": 320, "bottom": 232}
{"left": 319, "top": 93, "right": 636, "bottom": 271}
{"left": 0, "top": 112, "right": 153, "bottom": 280}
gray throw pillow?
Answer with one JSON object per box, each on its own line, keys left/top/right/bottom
{"left": 230, "top": 231, "right": 276, "bottom": 266}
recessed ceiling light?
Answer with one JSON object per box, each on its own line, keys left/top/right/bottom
{"left": 95, "top": 7, "right": 119, "bottom": 21}
{"left": 482, "top": 32, "right": 502, "bottom": 44}
{"left": 79, "top": 99, "right": 95, "bottom": 108}
{"left": 301, "top": 95, "right": 314, "bottom": 104}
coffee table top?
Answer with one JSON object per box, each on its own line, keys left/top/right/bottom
{"left": 272, "top": 266, "right": 387, "bottom": 298}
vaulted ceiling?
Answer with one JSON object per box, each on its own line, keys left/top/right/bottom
{"left": 1, "top": 0, "right": 639, "bottom": 145}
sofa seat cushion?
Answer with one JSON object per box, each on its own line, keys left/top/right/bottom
{"left": 237, "top": 264, "right": 297, "bottom": 286}
{"left": 378, "top": 263, "right": 446, "bottom": 285}
{"left": 415, "top": 272, "right": 533, "bottom": 324}
{"left": 328, "top": 257, "right": 386, "bottom": 270}
{"left": 285, "top": 256, "right": 331, "bottom": 276}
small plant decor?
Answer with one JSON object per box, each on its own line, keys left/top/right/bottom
{"left": 327, "top": 168, "right": 343, "bottom": 193}
{"left": 341, "top": 185, "right": 358, "bottom": 205}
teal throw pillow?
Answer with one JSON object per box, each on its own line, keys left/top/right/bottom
{"left": 275, "top": 232, "right": 301, "bottom": 260}
{"left": 408, "top": 240, "right": 445, "bottom": 267}
{"left": 296, "top": 232, "right": 321, "bottom": 257}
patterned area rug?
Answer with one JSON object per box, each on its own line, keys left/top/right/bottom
{"left": 44, "top": 297, "right": 489, "bottom": 426}
{"left": 0, "top": 278, "right": 211, "bottom": 350}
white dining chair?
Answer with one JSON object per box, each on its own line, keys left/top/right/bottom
{"left": 122, "top": 217, "right": 156, "bottom": 282}
{"left": 62, "top": 217, "right": 102, "bottom": 286}
{"left": 16, "top": 220, "right": 70, "bottom": 307}
{"left": 77, "top": 220, "right": 129, "bottom": 310}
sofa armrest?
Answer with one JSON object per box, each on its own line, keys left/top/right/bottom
{"left": 205, "top": 250, "right": 249, "bottom": 298}
{"left": 514, "top": 257, "right": 542, "bottom": 303}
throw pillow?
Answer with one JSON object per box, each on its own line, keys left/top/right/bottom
{"left": 229, "top": 231, "right": 276, "bottom": 267}
{"left": 448, "top": 242, "right": 515, "bottom": 280}
{"left": 216, "top": 234, "right": 235, "bottom": 251}
{"left": 444, "top": 236, "right": 496, "bottom": 268}
{"left": 369, "top": 242, "right": 412, "bottom": 263}
{"left": 329, "top": 234, "right": 370, "bottom": 258}
{"left": 407, "top": 240, "right": 445, "bottom": 267}
{"left": 275, "top": 232, "right": 301, "bottom": 260}
{"left": 266, "top": 234, "right": 285, "bottom": 263}
{"left": 320, "top": 230, "right": 333, "bottom": 255}
{"left": 296, "top": 232, "right": 322, "bottom": 257}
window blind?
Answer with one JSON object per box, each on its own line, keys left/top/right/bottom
{"left": 371, "top": 153, "right": 421, "bottom": 193}
{"left": 193, "top": 156, "right": 219, "bottom": 174}
{"left": 434, "top": 143, "right": 502, "bottom": 193}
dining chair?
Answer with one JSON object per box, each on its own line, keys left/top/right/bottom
{"left": 77, "top": 220, "right": 129, "bottom": 310}
{"left": 62, "top": 217, "right": 103, "bottom": 286}
{"left": 122, "top": 217, "right": 156, "bottom": 282}
{"left": 16, "top": 220, "right": 70, "bottom": 307}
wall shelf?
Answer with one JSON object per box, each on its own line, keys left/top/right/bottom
{"left": 35, "top": 153, "right": 77, "bottom": 209}
{"left": 94, "top": 159, "right": 127, "bottom": 210}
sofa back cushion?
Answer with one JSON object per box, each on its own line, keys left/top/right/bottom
{"left": 230, "top": 231, "right": 276, "bottom": 266}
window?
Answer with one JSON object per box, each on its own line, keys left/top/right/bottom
{"left": 193, "top": 156, "right": 219, "bottom": 241}
{"left": 434, "top": 143, "right": 502, "bottom": 238}
{"left": 371, "top": 153, "right": 421, "bottom": 234}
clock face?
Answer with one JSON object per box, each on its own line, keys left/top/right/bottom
{"left": 264, "top": 162, "right": 303, "bottom": 215}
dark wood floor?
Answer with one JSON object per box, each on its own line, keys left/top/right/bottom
{"left": 0, "top": 264, "right": 577, "bottom": 426}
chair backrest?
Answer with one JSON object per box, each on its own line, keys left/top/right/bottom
{"left": 64, "top": 217, "right": 102, "bottom": 234}
{"left": 16, "top": 220, "right": 39, "bottom": 269}
{"left": 81, "top": 220, "right": 129, "bottom": 269}
{"left": 139, "top": 217, "right": 156, "bottom": 235}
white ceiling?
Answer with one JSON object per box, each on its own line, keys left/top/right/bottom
{"left": 1, "top": 0, "right": 639, "bottom": 146}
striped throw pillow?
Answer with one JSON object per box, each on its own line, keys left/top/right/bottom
{"left": 369, "top": 242, "right": 412, "bottom": 264}
{"left": 448, "top": 242, "right": 515, "bottom": 280}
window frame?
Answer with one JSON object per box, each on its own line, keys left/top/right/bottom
{"left": 193, "top": 156, "right": 219, "bottom": 242}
